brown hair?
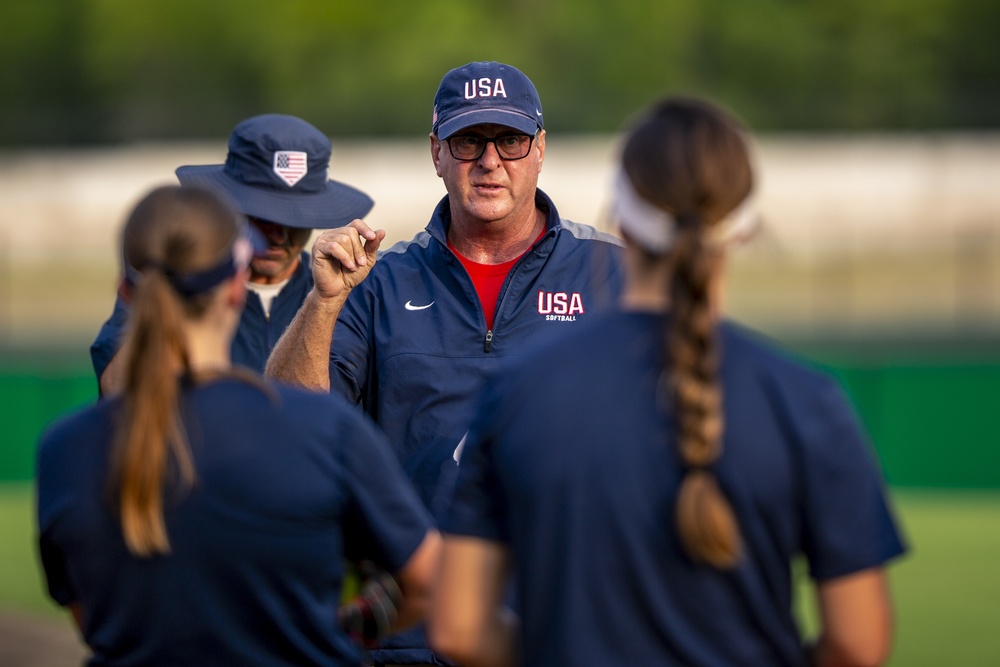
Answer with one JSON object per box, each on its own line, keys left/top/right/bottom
{"left": 621, "top": 97, "right": 753, "bottom": 569}
{"left": 111, "top": 185, "right": 243, "bottom": 557}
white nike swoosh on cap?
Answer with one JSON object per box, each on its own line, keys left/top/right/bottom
{"left": 405, "top": 301, "right": 435, "bottom": 311}
{"left": 536, "top": 109, "right": 543, "bottom": 116}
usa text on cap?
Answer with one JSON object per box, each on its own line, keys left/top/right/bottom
{"left": 432, "top": 61, "right": 543, "bottom": 140}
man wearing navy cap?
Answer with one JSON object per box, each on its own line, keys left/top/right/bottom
{"left": 90, "top": 114, "right": 374, "bottom": 394}
{"left": 266, "top": 61, "right": 626, "bottom": 666}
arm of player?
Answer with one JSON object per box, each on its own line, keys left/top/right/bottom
{"left": 809, "top": 567, "right": 894, "bottom": 667}
{"left": 429, "top": 535, "right": 519, "bottom": 667}
{"left": 264, "top": 219, "right": 385, "bottom": 390}
{"left": 391, "top": 528, "right": 443, "bottom": 634}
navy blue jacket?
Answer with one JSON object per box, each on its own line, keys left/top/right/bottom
{"left": 90, "top": 251, "right": 313, "bottom": 384}
{"left": 329, "top": 189, "right": 625, "bottom": 665}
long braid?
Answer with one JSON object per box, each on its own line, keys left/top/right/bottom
{"left": 621, "top": 97, "right": 753, "bottom": 569}
{"left": 668, "top": 220, "right": 741, "bottom": 568}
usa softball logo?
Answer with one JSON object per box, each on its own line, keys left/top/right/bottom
{"left": 537, "top": 290, "right": 584, "bottom": 321}
{"left": 273, "top": 151, "right": 308, "bottom": 187}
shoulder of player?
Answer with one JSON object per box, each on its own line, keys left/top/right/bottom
{"left": 720, "top": 321, "right": 845, "bottom": 405}
{"left": 193, "top": 377, "right": 341, "bottom": 414}
{"left": 37, "top": 400, "right": 116, "bottom": 469}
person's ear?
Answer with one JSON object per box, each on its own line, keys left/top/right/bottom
{"left": 535, "top": 130, "right": 546, "bottom": 170}
{"left": 430, "top": 133, "right": 445, "bottom": 176}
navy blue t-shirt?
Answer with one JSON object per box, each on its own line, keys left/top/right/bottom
{"left": 37, "top": 378, "right": 432, "bottom": 667}
{"left": 446, "top": 311, "right": 907, "bottom": 667}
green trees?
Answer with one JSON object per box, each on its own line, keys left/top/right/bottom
{"left": 0, "top": 0, "right": 996, "bottom": 145}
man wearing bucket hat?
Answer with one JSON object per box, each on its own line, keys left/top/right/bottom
{"left": 90, "top": 114, "right": 374, "bottom": 394}
{"left": 265, "top": 61, "right": 626, "bottom": 666}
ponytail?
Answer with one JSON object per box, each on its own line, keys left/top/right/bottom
{"left": 108, "top": 184, "right": 246, "bottom": 557}
{"left": 112, "top": 270, "right": 196, "bottom": 557}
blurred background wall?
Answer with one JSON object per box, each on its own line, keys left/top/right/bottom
{"left": 2, "top": 135, "right": 999, "bottom": 340}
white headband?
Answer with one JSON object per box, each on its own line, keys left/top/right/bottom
{"left": 611, "top": 169, "right": 758, "bottom": 254}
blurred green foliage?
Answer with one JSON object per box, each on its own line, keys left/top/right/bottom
{"left": 1, "top": 0, "right": 997, "bottom": 145}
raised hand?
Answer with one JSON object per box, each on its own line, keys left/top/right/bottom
{"left": 310, "top": 219, "right": 387, "bottom": 301}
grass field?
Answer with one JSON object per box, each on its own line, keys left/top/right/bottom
{"left": 2, "top": 483, "right": 998, "bottom": 664}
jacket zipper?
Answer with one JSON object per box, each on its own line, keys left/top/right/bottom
{"left": 444, "top": 226, "right": 552, "bottom": 355}
{"left": 480, "top": 229, "right": 554, "bottom": 353}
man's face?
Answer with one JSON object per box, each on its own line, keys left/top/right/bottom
{"left": 431, "top": 123, "right": 545, "bottom": 227}
{"left": 247, "top": 217, "right": 312, "bottom": 284}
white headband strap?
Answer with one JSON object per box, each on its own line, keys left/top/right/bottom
{"left": 612, "top": 169, "right": 758, "bottom": 254}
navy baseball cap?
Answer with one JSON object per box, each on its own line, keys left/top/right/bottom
{"left": 432, "top": 61, "right": 544, "bottom": 140}
{"left": 175, "top": 114, "right": 374, "bottom": 230}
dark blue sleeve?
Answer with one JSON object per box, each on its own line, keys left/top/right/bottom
{"left": 328, "top": 287, "right": 371, "bottom": 404}
{"left": 798, "top": 378, "right": 908, "bottom": 580}
{"left": 339, "top": 412, "right": 433, "bottom": 573}
{"left": 38, "top": 534, "right": 74, "bottom": 607}
{"left": 36, "top": 420, "right": 79, "bottom": 607}
{"left": 90, "top": 293, "right": 130, "bottom": 384}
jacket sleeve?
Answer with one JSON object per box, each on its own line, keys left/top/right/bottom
{"left": 328, "top": 284, "right": 374, "bottom": 405}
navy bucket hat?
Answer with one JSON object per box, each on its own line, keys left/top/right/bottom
{"left": 432, "top": 61, "right": 543, "bottom": 140}
{"left": 175, "top": 114, "right": 374, "bottom": 230}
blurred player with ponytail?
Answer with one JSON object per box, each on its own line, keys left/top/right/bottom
{"left": 431, "top": 97, "right": 906, "bottom": 667}
{"left": 37, "top": 184, "right": 439, "bottom": 666}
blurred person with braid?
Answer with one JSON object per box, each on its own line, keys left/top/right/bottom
{"left": 429, "top": 97, "right": 906, "bottom": 667}
{"left": 36, "top": 185, "right": 440, "bottom": 667}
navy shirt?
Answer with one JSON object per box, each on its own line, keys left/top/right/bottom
{"left": 37, "top": 378, "right": 432, "bottom": 667}
{"left": 447, "top": 311, "right": 907, "bottom": 667}
{"left": 90, "top": 251, "right": 313, "bottom": 383}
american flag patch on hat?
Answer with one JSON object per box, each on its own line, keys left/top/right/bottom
{"left": 274, "top": 151, "right": 308, "bottom": 187}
